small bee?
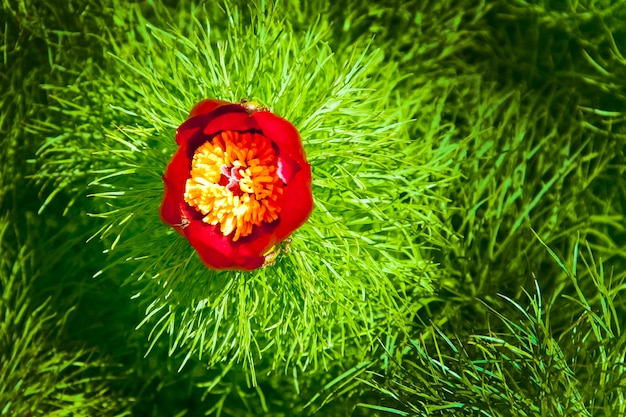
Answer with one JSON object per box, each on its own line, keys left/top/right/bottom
{"left": 240, "top": 98, "right": 268, "bottom": 113}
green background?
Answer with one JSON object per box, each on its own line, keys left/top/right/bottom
{"left": 1, "top": 0, "right": 625, "bottom": 415}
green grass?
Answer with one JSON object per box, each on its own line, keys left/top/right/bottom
{"left": 356, "top": 237, "right": 626, "bottom": 416}
{"left": 1, "top": 0, "right": 625, "bottom": 415}
{"left": 0, "top": 216, "right": 132, "bottom": 416}
{"left": 32, "top": 0, "right": 452, "bottom": 383}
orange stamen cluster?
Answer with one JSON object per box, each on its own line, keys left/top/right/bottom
{"left": 184, "top": 131, "right": 283, "bottom": 241}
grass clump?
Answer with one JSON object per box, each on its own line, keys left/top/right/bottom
{"left": 334, "top": 1, "right": 626, "bottom": 415}
{"left": 356, "top": 238, "right": 626, "bottom": 417}
{"left": 3, "top": 0, "right": 626, "bottom": 415}
{"left": 0, "top": 217, "right": 132, "bottom": 416}
{"left": 393, "top": 0, "right": 626, "bottom": 307}
{"left": 32, "top": 0, "right": 453, "bottom": 385}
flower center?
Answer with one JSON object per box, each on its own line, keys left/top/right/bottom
{"left": 184, "top": 131, "right": 284, "bottom": 241}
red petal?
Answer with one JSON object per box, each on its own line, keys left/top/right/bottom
{"left": 162, "top": 145, "right": 192, "bottom": 195}
{"left": 160, "top": 182, "right": 182, "bottom": 228}
{"left": 176, "top": 125, "right": 201, "bottom": 146}
{"left": 176, "top": 107, "right": 260, "bottom": 148}
{"left": 252, "top": 111, "right": 307, "bottom": 165}
{"left": 232, "top": 230, "right": 277, "bottom": 262}
{"left": 189, "top": 99, "right": 230, "bottom": 118}
{"left": 202, "top": 111, "right": 259, "bottom": 137}
{"left": 277, "top": 154, "right": 301, "bottom": 183}
{"left": 160, "top": 141, "right": 194, "bottom": 230}
{"left": 184, "top": 220, "right": 266, "bottom": 270}
{"left": 274, "top": 163, "right": 313, "bottom": 241}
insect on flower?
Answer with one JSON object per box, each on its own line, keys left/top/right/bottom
{"left": 262, "top": 238, "right": 292, "bottom": 267}
{"left": 173, "top": 203, "right": 190, "bottom": 229}
{"left": 240, "top": 98, "right": 268, "bottom": 113}
{"left": 160, "top": 99, "right": 313, "bottom": 270}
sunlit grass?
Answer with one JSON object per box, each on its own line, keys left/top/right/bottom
{"left": 32, "top": 0, "right": 453, "bottom": 386}
{"left": 355, "top": 237, "right": 625, "bottom": 417}
{"left": 2, "top": 0, "right": 625, "bottom": 415}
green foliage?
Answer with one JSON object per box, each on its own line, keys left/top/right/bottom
{"left": 1, "top": 0, "right": 625, "bottom": 415}
{"left": 355, "top": 239, "right": 626, "bottom": 416}
{"left": 32, "top": 0, "right": 451, "bottom": 383}
{"left": 0, "top": 217, "right": 131, "bottom": 416}
{"left": 343, "top": 0, "right": 626, "bottom": 415}
{"left": 398, "top": 0, "right": 626, "bottom": 300}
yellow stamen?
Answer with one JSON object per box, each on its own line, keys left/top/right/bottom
{"left": 184, "top": 131, "right": 284, "bottom": 241}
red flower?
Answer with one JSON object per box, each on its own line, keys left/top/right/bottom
{"left": 160, "top": 99, "right": 313, "bottom": 270}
